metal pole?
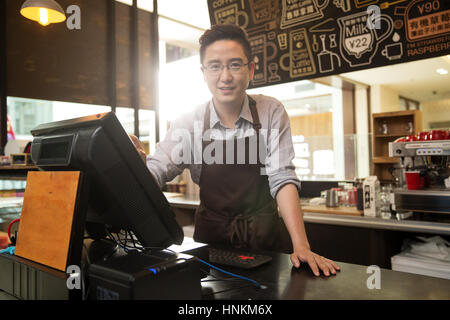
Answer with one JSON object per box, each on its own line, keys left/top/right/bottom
{"left": 108, "top": 0, "right": 117, "bottom": 113}
{"left": 0, "top": 0, "right": 7, "bottom": 154}
{"left": 132, "top": 0, "right": 140, "bottom": 137}
{"left": 152, "top": 0, "right": 160, "bottom": 143}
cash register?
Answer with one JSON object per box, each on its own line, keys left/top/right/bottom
{"left": 0, "top": 112, "right": 202, "bottom": 300}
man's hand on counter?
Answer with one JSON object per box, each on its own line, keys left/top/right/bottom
{"left": 129, "top": 134, "right": 147, "bottom": 163}
{"left": 290, "top": 245, "right": 341, "bottom": 277}
{"left": 276, "top": 184, "right": 340, "bottom": 277}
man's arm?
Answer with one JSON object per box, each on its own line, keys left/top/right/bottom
{"left": 129, "top": 127, "right": 187, "bottom": 189}
{"left": 276, "top": 183, "right": 340, "bottom": 276}
{"left": 275, "top": 183, "right": 310, "bottom": 251}
{"left": 262, "top": 98, "right": 340, "bottom": 275}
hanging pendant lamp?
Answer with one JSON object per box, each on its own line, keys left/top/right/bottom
{"left": 20, "top": 0, "right": 66, "bottom": 26}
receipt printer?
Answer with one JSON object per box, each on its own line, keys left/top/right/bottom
{"left": 87, "top": 251, "right": 201, "bottom": 300}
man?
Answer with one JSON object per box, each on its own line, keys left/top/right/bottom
{"left": 132, "top": 24, "right": 339, "bottom": 276}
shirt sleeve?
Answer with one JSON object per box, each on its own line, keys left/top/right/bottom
{"left": 146, "top": 118, "right": 192, "bottom": 189}
{"left": 264, "top": 101, "right": 302, "bottom": 198}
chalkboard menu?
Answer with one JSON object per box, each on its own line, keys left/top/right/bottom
{"left": 207, "top": 0, "right": 450, "bottom": 88}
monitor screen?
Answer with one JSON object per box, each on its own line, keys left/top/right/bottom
{"left": 30, "top": 112, "right": 184, "bottom": 250}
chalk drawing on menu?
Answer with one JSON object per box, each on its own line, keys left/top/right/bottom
{"left": 249, "top": 0, "right": 279, "bottom": 25}
{"left": 268, "top": 63, "right": 282, "bottom": 83}
{"left": 250, "top": 33, "right": 278, "bottom": 86}
{"left": 337, "top": 10, "right": 393, "bottom": 67}
{"left": 309, "top": 18, "right": 336, "bottom": 33}
{"left": 214, "top": 3, "right": 249, "bottom": 29}
{"left": 394, "top": 0, "right": 450, "bottom": 42}
{"left": 280, "top": 0, "right": 330, "bottom": 30}
{"left": 353, "top": 0, "right": 379, "bottom": 9}
{"left": 279, "top": 28, "right": 317, "bottom": 78}
{"left": 333, "top": 0, "right": 352, "bottom": 12}
{"left": 318, "top": 34, "right": 342, "bottom": 73}
{"left": 381, "top": 32, "right": 403, "bottom": 61}
{"left": 309, "top": 19, "right": 340, "bottom": 72}
{"left": 277, "top": 33, "right": 288, "bottom": 50}
{"left": 379, "top": 0, "right": 408, "bottom": 10}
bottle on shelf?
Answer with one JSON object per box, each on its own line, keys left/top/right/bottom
{"left": 380, "top": 185, "right": 392, "bottom": 219}
{"left": 380, "top": 120, "right": 388, "bottom": 134}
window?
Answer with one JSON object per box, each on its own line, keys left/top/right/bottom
{"left": 157, "top": 10, "right": 211, "bottom": 140}
{"left": 115, "top": 107, "right": 156, "bottom": 155}
{"left": 248, "top": 79, "right": 362, "bottom": 181}
{"left": 7, "top": 97, "right": 110, "bottom": 141}
{"left": 7, "top": 96, "right": 156, "bottom": 157}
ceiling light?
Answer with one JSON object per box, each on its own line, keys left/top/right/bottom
{"left": 20, "top": 0, "right": 66, "bottom": 26}
{"left": 436, "top": 68, "right": 448, "bottom": 75}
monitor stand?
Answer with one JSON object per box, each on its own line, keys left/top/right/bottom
{"left": 83, "top": 238, "right": 124, "bottom": 265}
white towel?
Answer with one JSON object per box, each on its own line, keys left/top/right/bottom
{"left": 404, "top": 236, "right": 450, "bottom": 262}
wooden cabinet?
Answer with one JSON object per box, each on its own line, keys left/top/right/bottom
{"left": 371, "top": 110, "right": 422, "bottom": 182}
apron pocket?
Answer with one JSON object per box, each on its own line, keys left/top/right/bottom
{"left": 231, "top": 213, "right": 293, "bottom": 254}
{"left": 193, "top": 208, "right": 232, "bottom": 245}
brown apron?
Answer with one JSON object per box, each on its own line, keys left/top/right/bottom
{"left": 193, "top": 96, "right": 293, "bottom": 254}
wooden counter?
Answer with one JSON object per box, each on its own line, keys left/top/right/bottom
{"left": 166, "top": 194, "right": 450, "bottom": 235}
{"left": 301, "top": 205, "right": 363, "bottom": 216}
{"left": 201, "top": 249, "right": 450, "bottom": 300}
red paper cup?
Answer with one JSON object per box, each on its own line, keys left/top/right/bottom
{"left": 417, "top": 131, "right": 429, "bottom": 141}
{"left": 405, "top": 171, "right": 424, "bottom": 190}
{"left": 405, "top": 135, "right": 417, "bottom": 142}
{"left": 430, "top": 130, "right": 446, "bottom": 141}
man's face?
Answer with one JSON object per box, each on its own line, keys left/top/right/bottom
{"left": 201, "top": 40, "right": 254, "bottom": 108}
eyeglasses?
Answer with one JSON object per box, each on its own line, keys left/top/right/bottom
{"left": 202, "top": 61, "right": 250, "bottom": 74}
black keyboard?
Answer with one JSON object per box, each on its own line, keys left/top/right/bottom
{"left": 208, "top": 248, "right": 272, "bottom": 269}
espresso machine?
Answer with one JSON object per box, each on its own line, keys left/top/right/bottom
{"left": 389, "top": 140, "right": 450, "bottom": 214}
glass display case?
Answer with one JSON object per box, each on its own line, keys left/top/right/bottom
{"left": 0, "top": 166, "right": 33, "bottom": 232}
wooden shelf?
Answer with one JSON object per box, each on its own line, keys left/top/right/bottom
{"left": 374, "top": 134, "right": 411, "bottom": 138}
{"left": 372, "top": 110, "right": 422, "bottom": 118}
{"left": 372, "top": 157, "right": 398, "bottom": 164}
{"left": 0, "top": 165, "right": 38, "bottom": 170}
{"left": 302, "top": 205, "right": 363, "bottom": 216}
{"left": 371, "top": 110, "right": 422, "bottom": 181}
{"left": 0, "top": 165, "right": 38, "bottom": 181}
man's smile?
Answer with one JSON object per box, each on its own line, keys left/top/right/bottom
{"left": 218, "top": 86, "right": 236, "bottom": 94}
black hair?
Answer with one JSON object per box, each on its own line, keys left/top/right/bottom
{"left": 199, "top": 24, "right": 252, "bottom": 64}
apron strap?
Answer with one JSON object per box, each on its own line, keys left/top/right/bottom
{"left": 203, "top": 103, "right": 211, "bottom": 139}
{"left": 203, "top": 96, "right": 261, "bottom": 135}
{"left": 247, "top": 96, "right": 262, "bottom": 131}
